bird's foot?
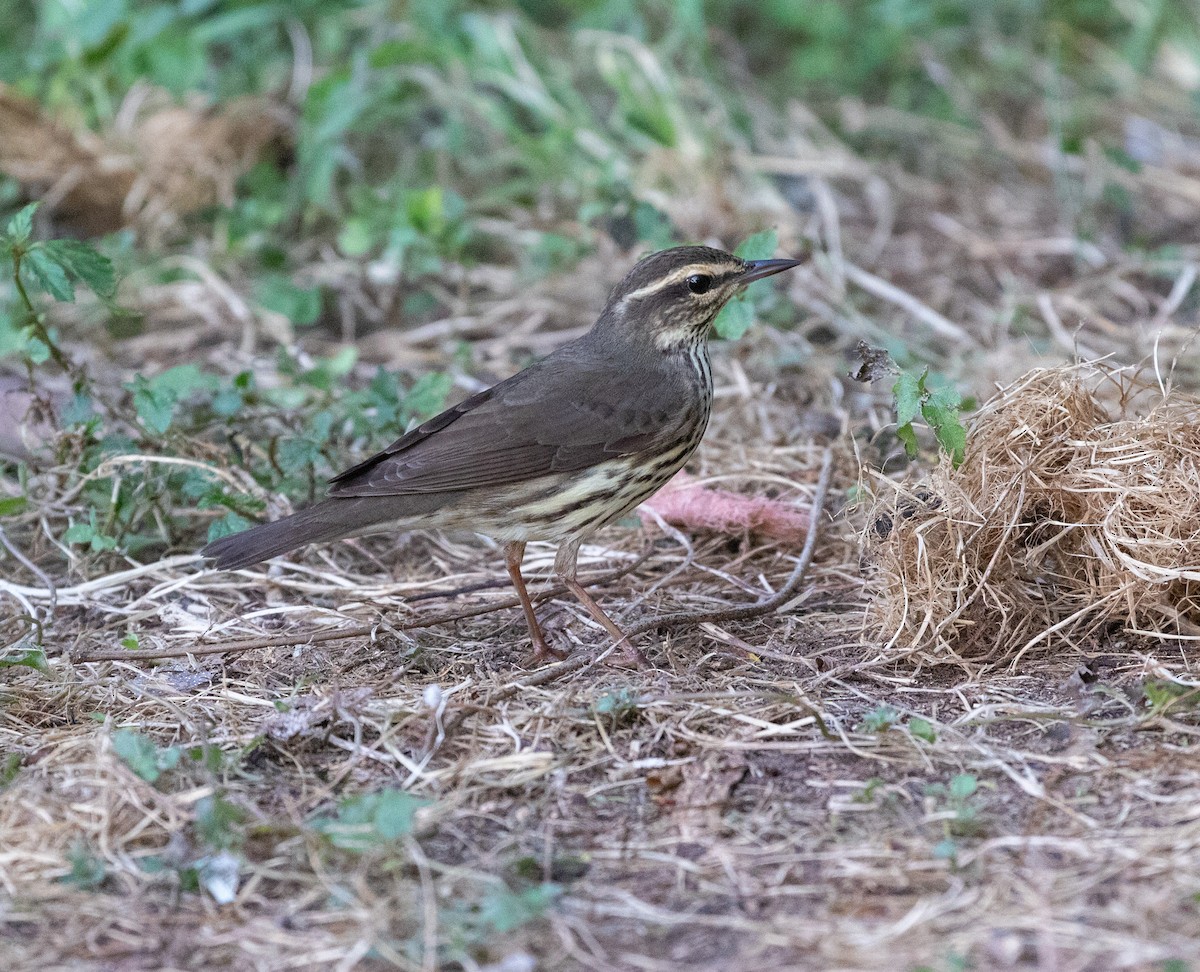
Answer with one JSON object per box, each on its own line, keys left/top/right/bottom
{"left": 606, "top": 635, "right": 649, "bottom": 670}
{"left": 527, "top": 636, "right": 570, "bottom": 667}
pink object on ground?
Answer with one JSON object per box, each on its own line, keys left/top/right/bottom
{"left": 639, "top": 472, "right": 810, "bottom": 542}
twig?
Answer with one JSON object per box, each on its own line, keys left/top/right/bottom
{"left": 0, "top": 524, "right": 56, "bottom": 615}
{"left": 71, "top": 549, "right": 656, "bottom": 663}
{"left": 623, "top": 446, "right": 835, "bottom": 639}
{"left": 841, "top": 261, "right": 971, "bottom": 344}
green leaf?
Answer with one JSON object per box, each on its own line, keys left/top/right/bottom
{"left": 148, "top": 364, "right": 221, "bottom": 397}
{"left": 405, "top": 185, "right": 444, "bottom": 234}
{"left": 23, "top": 247, "right": 74, "bottom": 301}
{"left": 932, "top": 838, "right": 959, "bottom": 862}
{"left": 112, "top": 729, "right": 167, "bottom": 783}
{"left": 0, "top": 752, "right": 22, "bottom": 786}
{"left": 908, "top": 717, "right": 937, "bottom": 743}
{"left": 373, "top": 791, "right": 422, "bottom": 840}
{"left": 402, "top": 371, "right": 452, "bottom": 423}
{"left": 0, "top": 496, "right": 28, "bottom": 516}
{"left": 594, "top": 687, "right": 639, "bottom": 716}
{"left": 313, "top": 788, "right": 427, "bottom": 852}
{"left": 130, "top": 379, "right": 174, "bottom": 434}
{"left": 922, "top": 384, "right": 967, "bottom": 468}
{"left": 894, "top": 422, "right": 919, "bottom": 459}
{"left": 893, "top": 370, "right": 926, "bottom": 429}
{"left": 734, "top": 229, "right": 779, "bottom": 262}
{"left": 256, "top": 275, "right": 322, "bottom": 326}
{"left": 632, "top": 201, "right": 674, "bottom": 248}
{"left": 337, "top": 218, "right": 373, "bottom": 257}
{"left": 62, "top": 841, "right": 107, "bottom": 889}
{"left": 0, "top": 647, "right": 49, "bottom": 673}
{"left": 926, "top": 405, "right": 967, "bottom": 468}
{"left": 41, "top": 240, "right": 116, "bottom": 297}
{"left": 859, "top": 705, "right": 899, "bottom": 733}
{"left": 948, "top": 773, "right": 978, "bottom": 801}
{"left": 195, "top": 794, "right": 246, "bottom": 851}
{"left": 25, "top": 336, "right": 50, "bottom": 365}
{"left": 5, "top": 202, "right": 37, "bottom": 243}
{"left": 893, "top": 370, "right": 927, "bottom": 460}
{"left": 713, "top": 298, "right": 753, "bottom": 340}
{"left": 63, "top": 522, "right": 94, "bottom": 544}
{"left": 207, "top": 512, "right": 254, "bottom": 543}
{"left": 63, "top": 513, "right": 118, "bottom": 552}
{"left": 126, "top": 366, "right": 217, "bottom": 436}
{"left": 478, "top": 883, "right": 562, "bottom": 934}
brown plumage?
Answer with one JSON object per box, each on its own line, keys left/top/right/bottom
{"left": 202, "top": 245, "right": 803, "bottom": 665}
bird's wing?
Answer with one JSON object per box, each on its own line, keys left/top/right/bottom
{"left": 327, "top": 354, "right": 692, "bottom": 498}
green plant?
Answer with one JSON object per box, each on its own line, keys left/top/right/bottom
{"left": 311, "top": 788, "right": 428, "bottom": 853}
{"left": 111, "top": 729, "right": 231, "bottom": 786}
{"left": 713, "top": 229, "right": 783, "bottom": 339}
{"left": 437, "top": 881, "right": 563, "bottom": 965}
{"left": 894, "top": 368, "right": 968, "bottom": 467}
{"left": 0, "top": 752, "right": 22, "bottom": 786}
{"left": 925, "top": 772, "right": 987, "bottom": 860}
{"left": 1143, "top": 679, "right": 1200, "bottom": 713}
{"left": 857, "top": 706, "right": 936, "bottom": 742}
{"left": 0, "top": 202, "right": 114, "bottom": 370}
{"left": 0, "top": 645, "right": 48, "bottom": 673}
{"left": 592, "top": 687, "right": 641, "bottom": 725}
{"left": 62, "top": 840, "right": 107, "bottom": 889}
{"left": 195, "top": 793, "right": 246, "bottom": 852}
{"left": 858, "top": 704, "right": 901, "bottom": 733}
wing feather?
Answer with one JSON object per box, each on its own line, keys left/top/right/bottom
{"left": 328, "top": 348, "right": 692, "bottom": 499}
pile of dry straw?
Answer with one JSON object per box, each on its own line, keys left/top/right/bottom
{"left": 868, "top": 363, "right": 1200, "bottom": 664}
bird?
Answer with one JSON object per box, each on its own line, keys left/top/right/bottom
{"left": 201, "top": 245, "right": 804, "bottom": 666}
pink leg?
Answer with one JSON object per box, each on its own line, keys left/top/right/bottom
{"left": 505, "top": 541, "right": 567, "bottom": 665}
{"left": 554, "top": 540, "right": 648, "bottom": 669}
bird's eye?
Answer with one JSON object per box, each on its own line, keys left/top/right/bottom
{"left": 686, "top": 274, "right": 713, "bottom": 295}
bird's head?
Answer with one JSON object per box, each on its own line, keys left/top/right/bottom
{"left": 598, "top": 245, "right": 804, "bottom": 352}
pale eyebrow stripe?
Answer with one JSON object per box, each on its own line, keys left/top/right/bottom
{"left": 618, "top": 262, "right": 736, "bottom": 304}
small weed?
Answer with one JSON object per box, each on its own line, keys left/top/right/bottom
{"left": 195, "top": 794, "right": 246, "bottom": 852}
{"left": 0, "top": 202, "right": 114, "bottom": 370}
{"left": 859, "top": 705, "right": 901, "bottom": 733}
{"left": 312, "top": 788, "right": 428, "bottom": 853}
{"left": 111, "top": 729, "right": 181, "bottom": 784}
{"left": 436, "top": 881, "right": 562, "bottom": 965}
{"left": 925, "top": 773, "right": 988, "bottom": 849}
{"left": 592, "top": 688, "right": 641, "bottom": 725}
{"left": 111, "top": 730, "right": 232, "bottom": 786}
{"left": 1143, "top": 680, "right": 1200, "bottom": 718}
{"left": 858, "top": 706, "right": 937, "bottom": 743}
{"left": 62, "top": 840, "right": 107, "bottom": 890}
{"left": 0, "top": 645, "right": 48, "bottom": 673}
{"left": 476, "top": 882, "right": 561, "bottom": 934}
{"left": 894, "top": 369, "right": 968, "bottom": 468}
{"left": 908, "top": 717, "right": 937, "bottom": 743}
{"left": 714, "top": 230, "right": 782, "bottom": 339}
{"left": 0, "top": 752, "right": 22, "bottom": 786}
{"left": 853, "top": 776, "right": 887, "bottom": 804}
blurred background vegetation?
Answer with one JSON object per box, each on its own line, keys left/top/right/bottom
{"left": 0, "top": 0, "right": 1198, "bottom": 562}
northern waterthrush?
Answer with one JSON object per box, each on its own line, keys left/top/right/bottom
{"left": 202, "top": 245, "right": 803, "bottom": 665}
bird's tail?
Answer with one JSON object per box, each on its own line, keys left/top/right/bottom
{"left": 201, "top": 501, "right": 370, "bottom": 570}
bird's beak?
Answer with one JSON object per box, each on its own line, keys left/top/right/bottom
{"left": 740, "top": 256, "right": 806, "bottom": 283}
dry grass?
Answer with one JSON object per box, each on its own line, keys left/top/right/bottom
{"left": 0, "top": 83, "right": 286, "bottom": 240}
{"left": 869, "top": 363, "right": 1200, "bottom": 665}
{"left": 7, "top": 73, "right": 1200, "bottom": 972}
